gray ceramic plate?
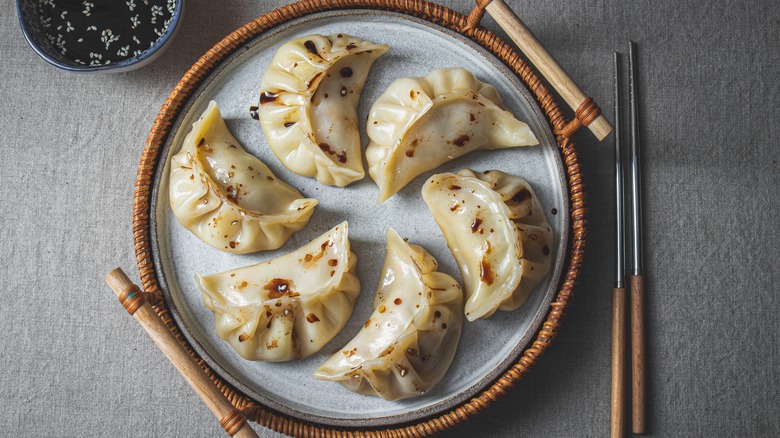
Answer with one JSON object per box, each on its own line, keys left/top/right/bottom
{"left": 150, "top": 10, "right": 568, "bottom": 428}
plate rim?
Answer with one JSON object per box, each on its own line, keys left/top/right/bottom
{"left": 132, "top": 1, "right": 586, "bottom": 435}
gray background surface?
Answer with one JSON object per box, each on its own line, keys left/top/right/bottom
{"left": 1, "top": 0, "right": 778, "bottom": 436}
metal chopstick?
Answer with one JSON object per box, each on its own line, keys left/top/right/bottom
{"left": 611, "top": 52, "right": 628, "bottom": 438}
{"left": 628, "top": 41, "right": 646, "bottom": 435}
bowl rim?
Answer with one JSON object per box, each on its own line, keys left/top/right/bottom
{"left": 15, "top": 0, "right": 184, "bottom": 72}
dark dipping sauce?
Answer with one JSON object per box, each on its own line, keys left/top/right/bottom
{"left": 36, "top": 0, "right": 176, "bottom": 66}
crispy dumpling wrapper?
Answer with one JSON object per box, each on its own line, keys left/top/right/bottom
{"left": 257, "top": 34, "right": 389, "bottom": 187}
{"left": 197, "top": 222, "right": 360, "bottom": 362}
{"left": 314, "top": 228, "right": 462, "bottom": 401}
{"left": 366, "top": 67, "right": 538, "bottom": 202}
{"left": 422, "top": 169, "right": 552, "bottom": 321}
{"left": 169, "top": 101, "right": 317, "bottom": 254}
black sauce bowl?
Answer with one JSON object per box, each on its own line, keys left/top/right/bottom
{"left": 16, "top": 0, "right": 184, "bottom": 73}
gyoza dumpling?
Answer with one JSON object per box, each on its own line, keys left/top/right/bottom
{"left": 197, "top": 222, "right": 359, "bottom": 362}
{"left": 256, "top": 34, "right": 389, "bottom": 187}
{"left": 314, "top": 228, "right": 462, "bottom": 401}
{"left": 422, "top": 169, "right": 552, "bottom": 321}
{"left": 366, "top": 67, "right": 539, "bottom": 203}
{"left": 170, "top": 101, "right": 317, "bottom": 254}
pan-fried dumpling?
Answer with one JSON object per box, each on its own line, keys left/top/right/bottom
{"left": 256, "top": 34, "right": 389, "bottom": 187}
{"left": 366, "top": 67, "right": 539, "bottom": 203}
{"left": 197, "top": 222, "right": 360, "bottom": 362}
{"left": 422, "top": 169, "right": 552, "bottom": 321}
{"left": 314, "top": 228, "right": 462, "bottom": 400}
{"left": 170, "top": 101, "right": 317, "bottom": 254}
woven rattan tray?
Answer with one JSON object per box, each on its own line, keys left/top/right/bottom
{"left": 131, "top": 1, "right": 589, "bottom": 436}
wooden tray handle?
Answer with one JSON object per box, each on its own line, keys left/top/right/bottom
{"left": 467, "top": 0, "right": 613, "bottom": 141}
{"left": 105, "top": 268, "right": 259, "bottom": 438}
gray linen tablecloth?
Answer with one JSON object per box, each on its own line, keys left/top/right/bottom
{"left": 1, "top": 0, "right": 778, "bottom": 436}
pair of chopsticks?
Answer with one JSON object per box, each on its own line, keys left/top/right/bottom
{"left": 611, "top": 42, "right": 645, "bottom": 438}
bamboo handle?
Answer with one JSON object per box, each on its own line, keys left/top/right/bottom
{"left": 484, "top": 0, "right": 613, "bottom": 140}
{"left": 105, "top": 268, "right": 259, "bottom": 438}
{"left": 630, "top": 274, "right": 646, "bottom": 434}
{"left": 611, "top": 287, "right": 627, "bottom": 438}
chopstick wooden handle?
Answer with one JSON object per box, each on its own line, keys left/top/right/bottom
{"left": 483, "top": 0, "right": 613, "bottom": 140}
{"left": 630, "top": 274, "right": 646, "bottom": 434}
{"left": 105, "top": 268, "right": 259, "bottom": 438}
{"left": 611, "top": 287, "right": 627, "bottom": 438}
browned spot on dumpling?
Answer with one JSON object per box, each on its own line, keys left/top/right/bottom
{"left": 267, "top": 176, "right": 274, "bottom": 181}
{"left": 450, "top": 204, "right": 460, "bottom": 212}
{"left": 485, "top": 241, "right": 492, "bottom": 254}
{"left": 378, "top": 305, "right": 387, "bottom": 313}
{"left": 340, "top": 86, "right": 348, "bottom": 96}
{"left": 318, "top": 142, "right": 348, "bottom": 163}
{"left": 405, "top": 138, "right": 420, "bottom": 158}
{"left": 406, "top": 348, "right": 418, "bottom": 356}
{"left": 237, "top": 281, "right": 248, "bottom": 289}
{"left": 380, "top": 346, "right": 395, "bottom": 357}
{"left": 394, "top": 298, "right": 402, "bottom": 305}
{"left": 364, "top": 318, "right": 372, "bottom": 328}
{"left": 343, "top": 348, "right": 357, "bottom": 357}
{"left": 469, "top": 112, "right": 476, "bottom": 122}
{"left": 259, "top": 91, "right": 279, "bottom": 104}
{"left": 441, "top": 323, "right": 448, "bottom": 329}
{"left": 449, "top": 184, "right": 462, "bottom": 190}
{"left": 267, "top": 339, "right": 278, "bottom": 349}
{"left": 395, "top": 363, "right": 408, "bottom": 377}
{"left": 306, "top": 313, "right": 320, "bottom": 323}
{"left": 283, "top": 121, "right": 296, "bottom": 128}
{"left": 264, "top": 305, "right": 273, "bottom": 318}
{"left": 304, "top": 40, "right": 319, "bottom": 56}
{"left": 228, "top": 240, "right": 238, "bottom": 249}
{"left": 345, "top": 43, "right": 357, "bottom": 51}
{"left": 264, "top": 278, "right": 294, "bottom": 298}
{"left": 434, "top": 310, "right": 441, "bottom": 320}
{"left": 301, "top": 240, "right": 332, "bottom": 268}
{"left": 238, "top": 333, "right": 250, "bottom": 342}
{"left": 542, "top": 245, "right": 550, "bottom": 256}
{"left": 480, "top": 258, "right": 494, "bottom": 285}
{"left": 328, "top": 258, "right": 338, "bottom": 267}
{"left": 452, "top": 134, "right": 470, "bottom": 147}
{"left": 225, "top": 185, "right": 241, "bottom": 203}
